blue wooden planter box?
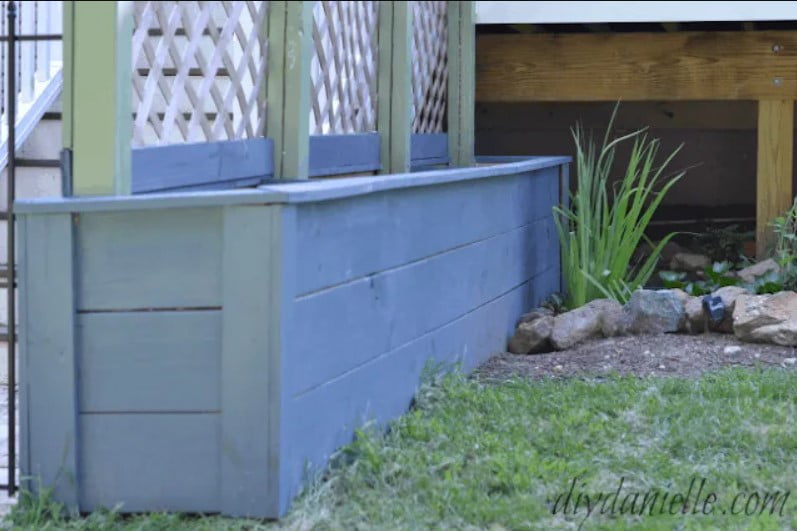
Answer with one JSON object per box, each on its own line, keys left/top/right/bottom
{"left": 16, "top": 156, "right": 568, "bottom": 518}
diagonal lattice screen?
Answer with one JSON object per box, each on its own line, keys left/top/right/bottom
{"left": 131, "top": 1, "right": 269, "bottom": 146}
{"left": 310, "top": 0, "right": 379, "bottom": 135}
{"left": 411, "top": 0, "right": 447, "bottom": 133}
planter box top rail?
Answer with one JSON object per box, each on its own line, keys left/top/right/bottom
{"left": 15, "top": 156, "right": 570, "bottom": 214}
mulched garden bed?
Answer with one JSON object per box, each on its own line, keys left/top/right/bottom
{"left": 476, "top": 333, "right": 797, "bottom": 382}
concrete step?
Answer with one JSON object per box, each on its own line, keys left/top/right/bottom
{"left": 17, "top": 117, "right": 61, "bottom": 160}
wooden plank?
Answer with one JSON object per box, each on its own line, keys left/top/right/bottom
{"left": 447, "top": 1, "right": 475, "bottom": 166}
{"left": 266, "top": 1, "right": 313, "bottom": 179}
{"left": 79, "top": 414, "right": 220, "bottom": 512}
{"left": 377, "top": 1, "right": 413, "bottom": 174}
{"left": 76, "top": 208, "right": 223, "bottom": 311}
{"left": 476, "top": 31, "right": 797, "bottom": 102}
{"left": 19, "top": 213, "right": 79, "bottom": 507}
{"left": 71, "top": 1, "right": 132, "bottom": 195}
{"left": 476, "top": 101, "right": 763, "bottom": 131}
{"left": 132, "top": 138, "right": 274, "bottom": 194}
{"left": 411, "top": 133, "right": 450, "bottom": 167}
{"left": 220, "top": 206, "right": 282, "bottom": 517}
{"left": 77, "top": 311, "right": 222, "bottom": 413}
{"left": 308, "top": 134, "right": 381, "bottom": 177}
{"left": 475, "top": 1, "right": 797, "bottom": 24}
{"left": 756, "top": 100, "right": 794, "bottom": 257}
{"left": 280, "top": 278, "right": 537, "bottom": 504}
{"left": 289, "top": 218, "right": 555, "bottom": 395}
{"left": 293, "top": 166, "right": 558, "bottom": 294}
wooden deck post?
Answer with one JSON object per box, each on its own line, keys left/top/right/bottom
{"left": 756, "top": 100, "right": 794, "bottom": 257}
{"left": 447, "top": 1, "right": 475, "bottom": 167}
{"left": 266, "top": 1, "right": 313, "bottom": 180}
{"left": 64, "top": 1, "right": 132, "bottom": 195}
{"left": 377, "top": 1, "right": 412, "bottom": 174}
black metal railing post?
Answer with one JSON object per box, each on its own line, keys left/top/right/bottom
{"left": 7, "top": 0, "right": 17, "bottom": 498}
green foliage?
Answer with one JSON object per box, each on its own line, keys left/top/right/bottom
{"left": 659, "top": 261, "right": 741, "bottom": 296}
{"left": 540, "top": 292, "right": 567, "bottom": 315}
{"left": 768, "top": 196, "right": 797, "bottom": 291}
{"left": 696, "top": 224, "right": 755, "bottom": 263}
{"left": 13, "top": 369, "right": 797, "bottom": 529}
{"left": 554, "top": 104, "right": 686, "bottom": 308}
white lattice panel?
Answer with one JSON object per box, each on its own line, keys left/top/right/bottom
{"left": 310, "top": 1, "right": 378, "bottom": 135}
{"left": 411, "top": 0, "right": 447, "bottom": 133}
{"left": 132, "top": 1, "right": 269, "bottom": 146}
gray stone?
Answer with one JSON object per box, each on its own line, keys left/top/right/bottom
{"left": 669, "top": 252, "right": 711, "bottom": 273}
{"left": 508, "top": 316, "right": 554, "bottom": 354}
{"left": 517, "top": 307, "right": 554, "bottom": 325}
{"left": 733, "top": 292, "right": 797, "bottom": 346}
{"left": 551, "top": 299, "right": 614, "bottom": 350}
{"left": 598, "top": 299, "right": 625, "bottom": 337}
{"left": 736, "top": 258, "right": 780, "bottom": 284}
{"left": 711, "top": 286, "right": 749, "bottom": 333}
{"left": 623, "top": 289, "right": 685, "bottom": 334}
{"left": 683, "top": 296, "right": 707, "bottom": 334}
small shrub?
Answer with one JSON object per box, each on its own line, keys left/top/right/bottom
{"left": 768, "top": 196, "right": 797, "bottom": 291}
{"left": 554, "top": 105, "right": 686, "bottom": 308}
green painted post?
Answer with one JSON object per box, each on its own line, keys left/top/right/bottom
{"left": 267, "top": 1, "right": 313, "bottom": 179}
{"left": 377, "top": 1, "right": 412, "bottom": 174}
{"left": 447, "top": 0, "right": 475, "bottom": 167}
{"left": 61, "top": 1, "right": 73, "bottom": 152}
{"left": 69, "top": 1, "right": 132, "bottom": 196}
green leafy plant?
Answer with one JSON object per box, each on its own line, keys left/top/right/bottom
{"left": 554, "top": 105, "right": 686, "bottom": 307}
{"left": 768, "top": 196, "right": 797, "bottom": 291}
{"left": 540, "top": 292, "right": 567, "bottom": 315}
{"left": 659, "top": 261, "right": 741, "bottom": 296}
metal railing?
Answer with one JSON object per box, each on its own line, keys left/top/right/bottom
{"left": 3, "top": 0, "right": 62, "bottom": 497}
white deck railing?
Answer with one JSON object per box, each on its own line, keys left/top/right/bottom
{"left": 0, "top": 0, "right": 63, "bottom": 169}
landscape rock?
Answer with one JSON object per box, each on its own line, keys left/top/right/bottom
{"left": 683, "top": 296, "right": 707, "bottom": 334}
{"left": 517, "top": 307, "right": 554, "bottom": 325}
{"left": 508, "top": 316, "right": 554, "bottom": 354}
{"left": 669, "top": 252, "right": 710, "bottom": 273}
{"left": 733, "top": 292, "right": 797, "bottom": 346}
{"left": 711, "top": 286, "right": 749, "bottom": 333}
{"left": 736, "top": 258, "right": 780, "bottom": 284}
{"left": 623, "top": 289, "right": 685, "bottom": 334}
{"left": 723, "top": 345, "right": 742, "bottom": 355}
{"left": 598, "top": 299, "right": 625, "bottom": 337}
{"left": 551, "top": 299, "right": 619, "bottom": 350}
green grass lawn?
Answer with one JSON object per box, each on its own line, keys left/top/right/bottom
{"left": 8, "top": 367, "right": 797, "bottom": 530}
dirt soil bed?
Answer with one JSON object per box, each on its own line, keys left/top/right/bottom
{"left": 476, "top": 333, "right": 797, "bottom": 382}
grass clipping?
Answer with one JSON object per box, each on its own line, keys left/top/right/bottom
{"left": 554, "top": 106, "right": 686, "bottom": 308}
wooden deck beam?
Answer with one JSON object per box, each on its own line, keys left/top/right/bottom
{"left": 756, "top": 100, "right": 794, "bottom": 257}
{"left": 476, "top": 30, "right": 797, "bottom": 102}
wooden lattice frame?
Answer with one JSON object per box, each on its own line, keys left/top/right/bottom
{"left": 411, "top": 0, "right": 447, "bottom": 133}
{"left": 310, "top": 0, "right": 379, "bottom": 135}
{"left": 132, "top": 1, "right": 269, "bottom": 146}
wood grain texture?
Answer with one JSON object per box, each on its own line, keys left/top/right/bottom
{"left": 290, "top": 219, "right": 556, "bottom": 395}
{"left": 308, "top": 134, "right": 381, "bottom": 177}
{"left": 77, "top": 311, "right": 221, "bottom": 413}
{"left": 76, "top": 208, "right": 223, "bottom": 311}
{"left": 220, "top": 206, "right": 282, "bottom": 517}
{"left": 411, "top": 133, "right": 449, "bottom": 167}
{"left": 79, "top": 414, "right": 220, "bottom": 512}
{"left": 279, "top": 275, "right": 545, "bottom": 507}
{"left": 19, "top": 213, "right": 79, "bottom": 507}
{"left": 132, "top": 138, "right": 274, "bottom": 193}
{"left": 294, "top": 166, "right": 558, "bottom": 295}
{"left": 756, "top": 100, "right": 794, "bottom": 257}
{"left": 476, "top": 31, "right": 797, "bottom": 102}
